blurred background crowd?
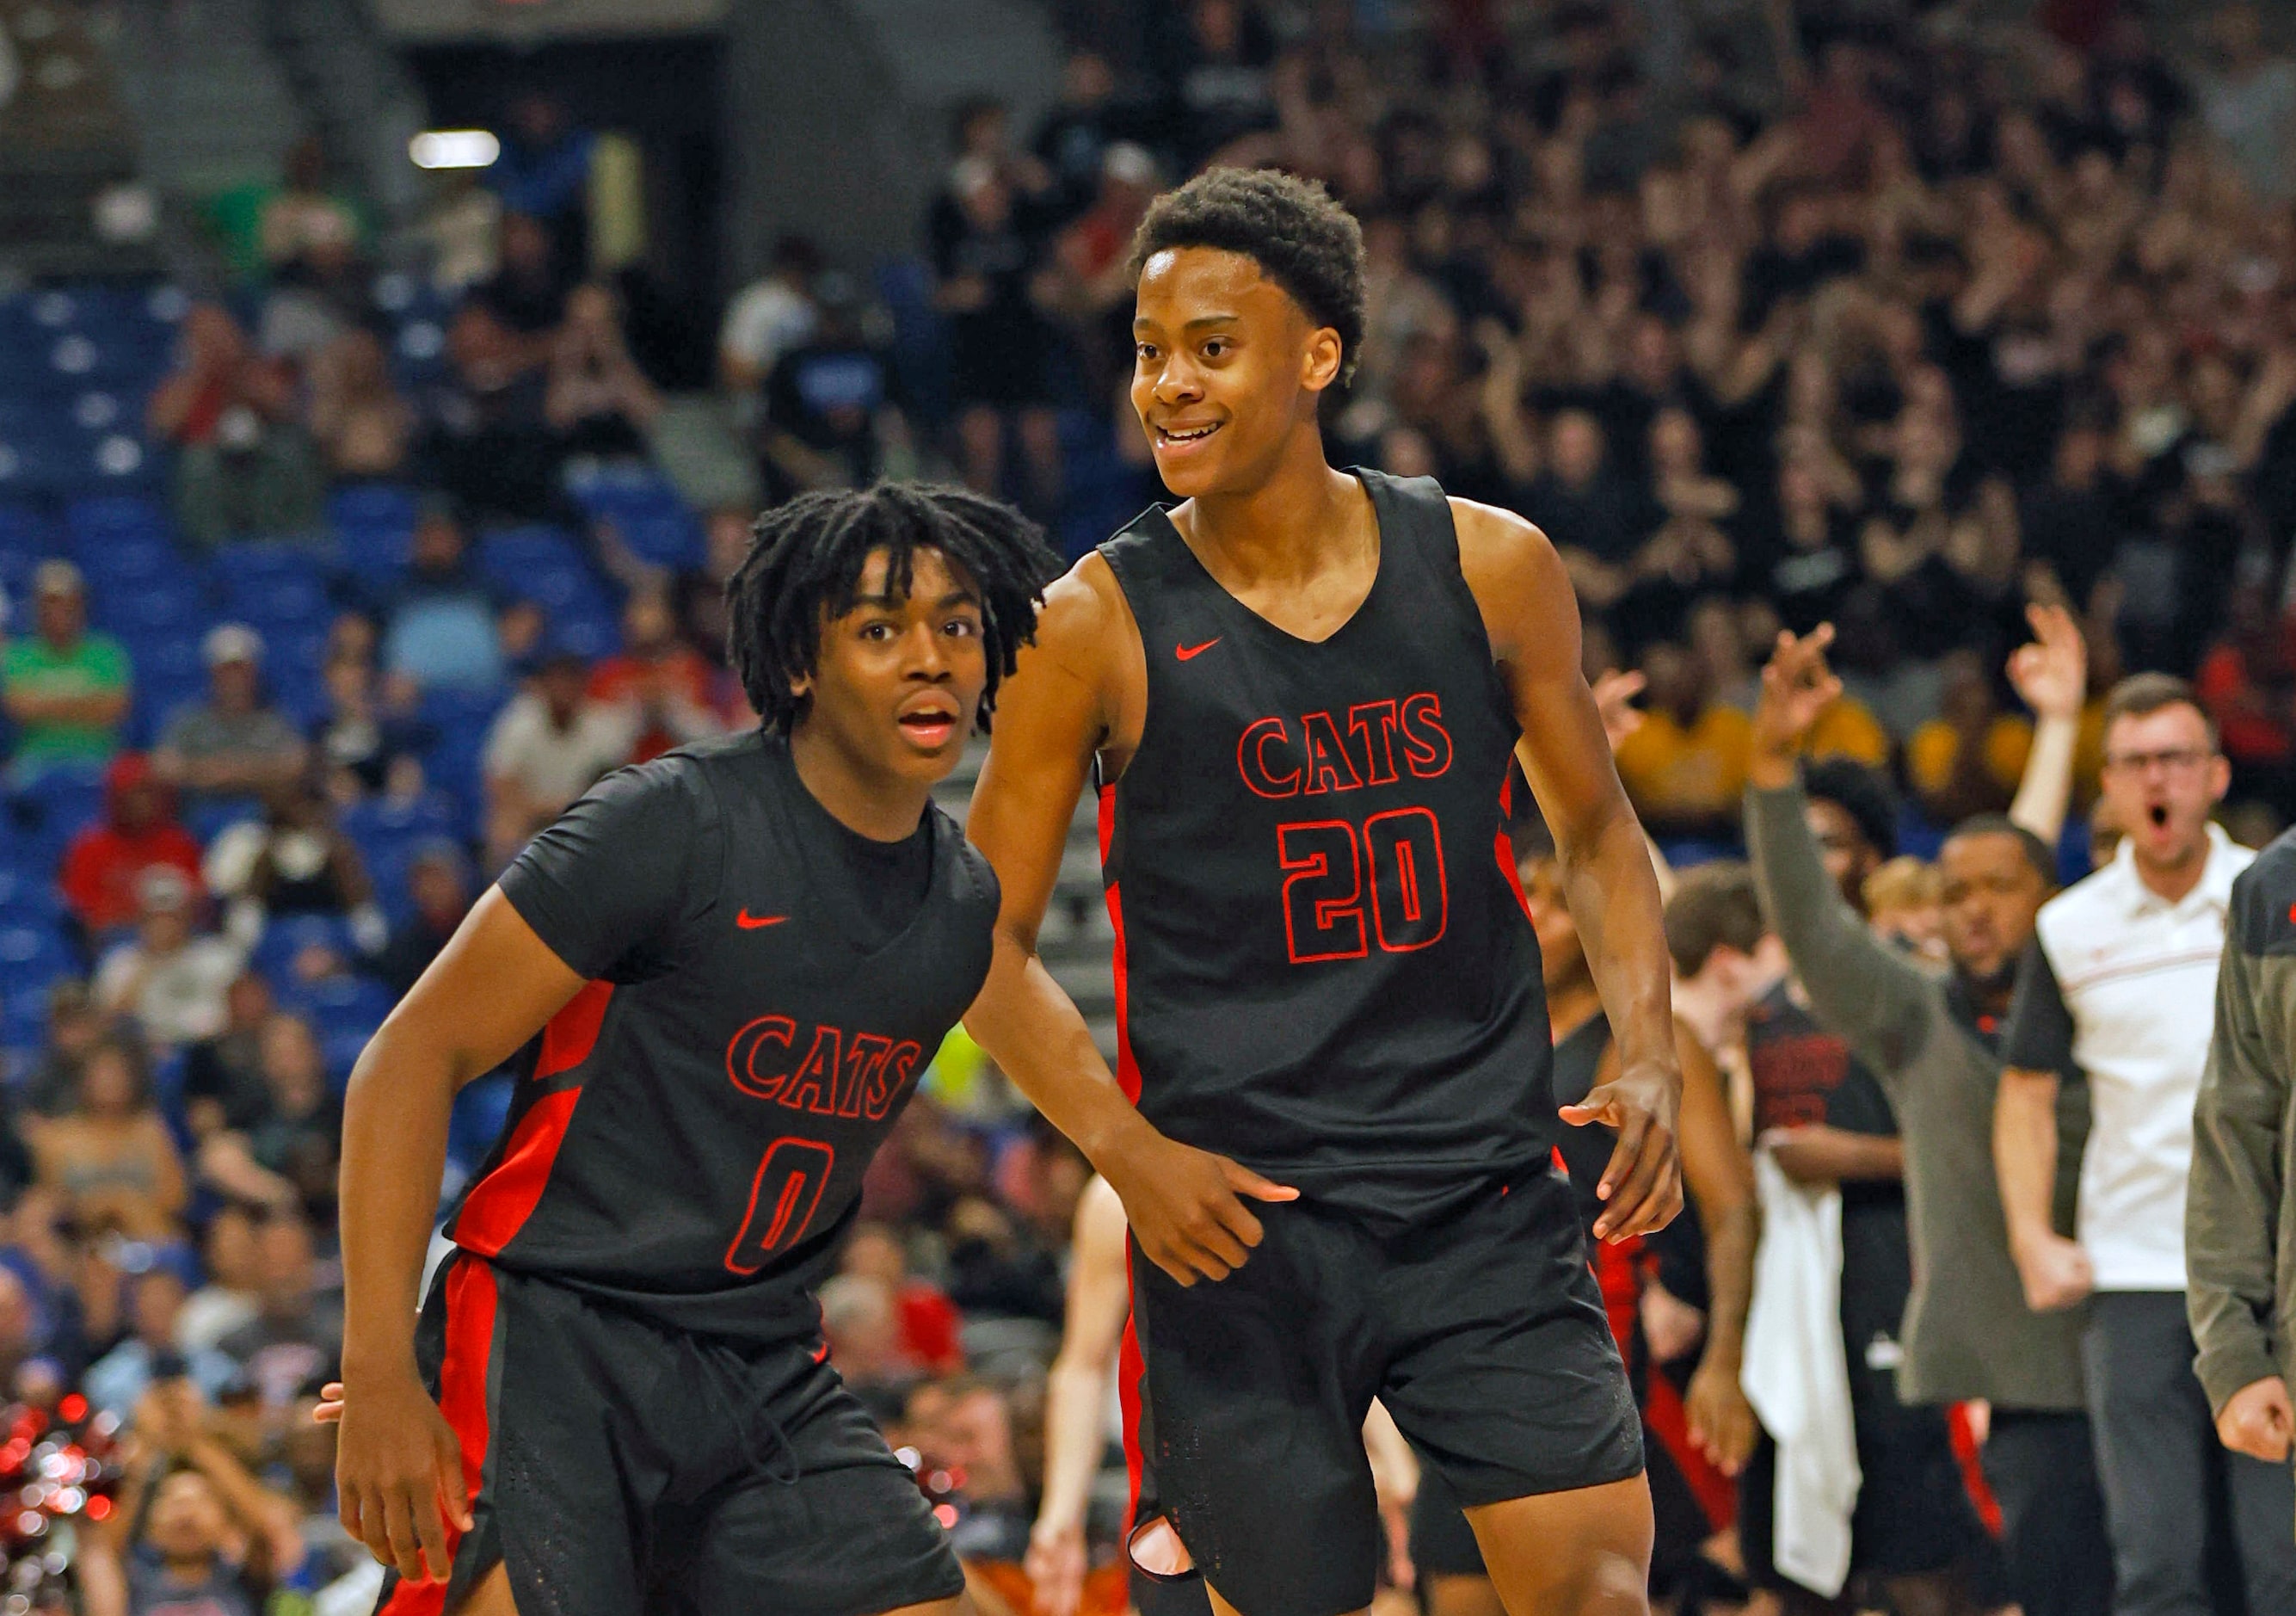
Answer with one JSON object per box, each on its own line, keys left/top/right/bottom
{"left": 1, "top": 0, "right": 2294, "bottom": 1612}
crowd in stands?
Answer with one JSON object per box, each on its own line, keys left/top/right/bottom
{"left": 0, "top": 0, "right": 2292, "bottom": 1611}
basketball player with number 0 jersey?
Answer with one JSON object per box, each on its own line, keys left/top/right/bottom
{"left": 963, "top": 168, "right": 1684, "bottom": 1616}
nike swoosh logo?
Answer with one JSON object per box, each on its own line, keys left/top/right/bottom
{"left": 736, "top": 910, "right": 787, "bottom": 930}
{"left": 1176, "top": 638, "right": 1222, "bottom": 662}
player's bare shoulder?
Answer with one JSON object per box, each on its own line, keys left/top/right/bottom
{"left": 1000, "top": 548, "right": 1148, "bottom": 762}
{"left": 1445, "top": 497, "right": 1577, "bottom": 671}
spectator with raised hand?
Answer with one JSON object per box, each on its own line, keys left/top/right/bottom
{"left": 545, "top": 282, "right": 662, "bottom": 457}
{"left": 306, "top": 328, "right": 415, "bottom": 484}
{"left": 2, "top": 559, "right": 131, "bottom": 784}
{"left": 152, "top": 625, "right": 308, "bottom": 817}
{"left": 146, "top": 304, "right": 324, "bottom": 550}
{"left": 203, "top": 773, "right": 385, "bottom": 958}
{"left": 84, "top": 1267, "right": 240, "bottom": 1418}
{"left": 1747, "top": 614, "right": 2108, "bottom": 1616}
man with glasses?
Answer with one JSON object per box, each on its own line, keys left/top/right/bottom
{"left": 1995, "top": 673, "right": 2296, "bottom": 1614}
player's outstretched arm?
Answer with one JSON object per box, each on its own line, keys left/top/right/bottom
{"left": 1028, "top": 1175, "right": 1132, "bottom": 1616}
{"left": 1674, "top": 1021, "right": 1758, "bottom": 1475}
{"left": 1453, "top": 500, "right": 1682, "bottom": 1242}
{"left": 964, "top": 559, "right": 1296, "bottom": 1287}
{"left": 337, "top": 889, "right": 589, "bottom": 1586}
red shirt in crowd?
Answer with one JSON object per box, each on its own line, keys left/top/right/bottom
{"left": 58, "top": 754, "right": 206, "bottom": 931}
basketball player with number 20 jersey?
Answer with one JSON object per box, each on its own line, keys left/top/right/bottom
{"left": 332, "top": 485, "right": 1059, "bottom": 1616}
{"left": 963, "top": 170, "right": 1685, "bottom": 1616}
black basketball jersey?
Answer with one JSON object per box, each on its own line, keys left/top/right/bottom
{"left": 1096, "top": 469, "right": 1554, "bottom": 1224}
{"left": 446, "top": 730, "right": 999, "bottom": 1345}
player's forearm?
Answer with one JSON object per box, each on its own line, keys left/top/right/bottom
{"left": 1558, "top": 805, "right": 1676, "bottom": 1074}
{"left": 1994, "top": 1067, "right": 2063, "bottom": 1251}
{"left": 338, "top": 1021, "right": 465, "bottom": 1381}
{"left": 1698, "top": 1200, "right": 1757, "bottom": 1371}
{"left": 965, "top": 934, "right": 1154, "bottom": 1173}
{"left": 1035, "top": 1357, "right": 1112, "bottom": 1533}
{"left": 2009, "top": 712, "right": 2079, "bottom": 850}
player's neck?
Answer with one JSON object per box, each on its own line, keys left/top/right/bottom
{"left": 1547, "top": 973, "right": 1601, "bottom": 1040}
{"left": 787, "top": 726, "right": 933, "bottom": 842}
{"left": 1179, "top": 438, "right": 1365, "bottom": 583}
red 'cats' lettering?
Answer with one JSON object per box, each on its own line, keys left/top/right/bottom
{"left": 1234, "top": 694, "right": 1452, "bottom": 797}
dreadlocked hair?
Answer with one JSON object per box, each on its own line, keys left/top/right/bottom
{"left": 725, "top": 482, "right": 1063, "bottom": 736}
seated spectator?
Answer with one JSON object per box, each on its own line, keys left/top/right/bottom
{"left": 309, "top": 655, "right": 432, "bottom": 798}
{"left": 360, "top": 841, "right": 471, "bottom": 996}
{"left": 205, "top": 776, "right": 385, "bottom": 954}
{"left": 182, "top": 973, "right": 279, "bottom": 1143}
{"left": 545, "top": 282, "right": 662, "bottom": 458}
{"left": 19, "top": 979, "right": 106, "bottom": 1119}
{"left": 1905, "top": 649, "right": 2033, "bottom": 823}
{"left": 481, "top": 650, "right": 638, "bottom": 867}
{"left": 819, "top": 1273, "right": 922, "bottom": 1416}
{"left": 839, "top": 1221, "right": 963, "bottom": 1376}
{"left": 196, "top": 1014, "right": 341, "bottom": 1221}
{"left": 84, "top": 1267, "right": 240, "bottom": 1417}
{"left": 217, "top": 1210, "right": 340, "bottom": 1409}
{"left": 256, "top": 136, "right": 363, "bottom": 278}
{"left": 376, "top": 509, "right": 507, "bottom": 691}
{"left": 2, "top": 559, "right": 131, "bottom": 783}
{"left": 93, "top": 868, "right": 244, "bottom": 1052}
{"left": 257, "top": 213, "right": 373, "bottom": 364}
{"left": 305, "top": 329, "right": 415, "bottom": 482}
{"left": 472, "top": 210, "right": 574, "bottom": 338}
{"left": 24, "top": 1036, "right": 186, "bottom": 1243}
{"left": 1749, "top": 453, "right": 1862, "bottom": 635}
{"left": 915, "top": 1376, "right": 1036, "bottom": 1562}
{"left": 175, "top": 1206, "right": 262, "bottom": 1356}
{"left": 1610, "top": 641, "right": 1751, "bottom": 839}
{"left": 760, "top": 274, "right": 914, "bottom": 496}
{"left": 585, "top": 591, "right": 720, "bottom": 763}
{"left": 152, "top": 626, "right": 309, "bottom": 817}
{"left": 59, "top": 754, "right": 206, "bottom": 941}
{"left": 717, "top": 233, "right": 822, "bottom": 409}
{"left": 145, "top": 305, "right": 323, "bottom": 550}
{"left": 422, "top": 303, "right": 563, "bottom": 525}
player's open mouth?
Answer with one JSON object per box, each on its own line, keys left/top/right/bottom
{"left": 1155, "top": 421, "right": 1222, "bottom": 447}
{"left": 896, "top": 706, "right": 961, "bottom": 747}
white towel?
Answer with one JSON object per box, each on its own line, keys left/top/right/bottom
{"left": 1740, "top": 1148, "right": 1862, "bottom": 1599}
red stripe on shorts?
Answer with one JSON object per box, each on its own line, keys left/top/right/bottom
{"left": 378, "top": 1255, "right": 499, "bottom": 1616}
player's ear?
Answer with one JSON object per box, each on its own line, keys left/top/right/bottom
{"left": 1301, "top": 325, "right": 1345, "bottom": 394}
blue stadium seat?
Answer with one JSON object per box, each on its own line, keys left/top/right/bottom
{"left": 329, "top": 484, "right": 420, "bottom": 536}
{"left": 253, "top": 914, "right": 355, "bottom": 981}
{"left": 183, "top": 797, "right": 262, "bottom": 846}
{"left": 224, "top": 573, "right": 331, "bottom": 631}
{"left": 11, "top": 766, "right": 106, "bottom": 847}
{"left": 0, "top": 867, "right": 60, "bottom": 924}
{"left": 66, "top": 493, "right": 169, "bottom": 545}
{"left": 476, "top": 525, "right": 587, "bottom": 584}
{"left": 0, "top": 922, "right": 76, "bottom": 995}
{"left": 95, "top": 581, "right": 206, "bottom": 638}
{"left": 341, "top": 791, "right": 459, "bottom": 852}
{"left": 448, "top": 1071, "right": 514, "bottom": 1169}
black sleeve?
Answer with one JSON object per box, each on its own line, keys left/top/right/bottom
{"left": 2001, "top": 934, "right": 2077, "bottom": 1075}
{"left": 496, "top": 762, "right": 712, "bottom": 982}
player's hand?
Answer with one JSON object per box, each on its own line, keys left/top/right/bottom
{"left": 1105, "top": 1126, "right": 1298, "bottom": 1286}
{"left": 336, "top": 1365, "right": 472, "bottom": 1586}
{"left": 1748, "top": 625, "right": 1842, "bottom": 786}
{"left": 2010, "top": 1230, "right": 2095, "bottom": 1313}
{"left": 1378, "top": 1485, "right": 1416, "bottom": 1593}
{"left": 1684, "top": 1354, "right": 1757, "bottom": 1477}
{"left": 1560, "top": 1056, "right": 1683, "bottom": 1242}
{"left": 2217, "top": 1376, "right": 2294, "bottom": 1463}
{"left": 314, "top": 1382, "right": 345, "bottom": 1423}
{"left": 1025, "top": 1514, "right": 1087, "bottom": 1616}
{"left": 2006, "top": 602, "right": 2087, "bottom": 723}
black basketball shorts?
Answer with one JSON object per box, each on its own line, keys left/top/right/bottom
{"left": 1127, "top": 1164, "right": 1644, "bottom": 1616}
{"left": 374, "top": 1252, "right": 964, "bottom": 1616}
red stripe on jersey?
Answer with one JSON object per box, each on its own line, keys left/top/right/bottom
{"left": 1493, "top": 780, "right": 1533, "bottom": 920}
{"left": 1099, "top": 784, "right": 1143, "bottom": 1105}
{"left": 538, "top": 980, "right": 614, "bottom": 1079}
{"left": 1118, "top": 1255, "right": 1147, "bottom": 1538}
{"left": 378, "top": 1256, "right": 498, "bottom": 1616}
{"left": 455, "top": 1089, "right": 582, "bottom": 1256}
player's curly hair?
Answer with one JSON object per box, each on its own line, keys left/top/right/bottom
{"left": 725, "top": 483, "right": 1063, "bottom": 736}
{"left": 1130, "top": 167, "right": 1367, "bottom": 386}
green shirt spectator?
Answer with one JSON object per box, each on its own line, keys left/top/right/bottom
{"left": 3, "top": 560, "right": 132, "bottom": 780}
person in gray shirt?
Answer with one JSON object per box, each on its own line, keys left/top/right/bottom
{"left": 152, "top": 623, "right": 308, "bottom": 813}
{"left": 1745, "top": 620, "right": 2110, "bottom": 1616}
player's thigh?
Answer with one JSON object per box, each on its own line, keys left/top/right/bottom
{"left": 679, "top": 1453, "right": 964, "bottom": 1616}
{"left": 461, "top": 1564, "right": 521, "bottom": 1616}
{"left": 1466, "top": 1475, "right": 1653, "bottom": 1616}
{"left": 1129, "top": 1213, "right": 1385, "bottom": 1616}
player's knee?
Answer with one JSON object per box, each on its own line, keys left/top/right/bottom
{"left": 1510, "top": 1552, "right": 1647, "bottom": 1616}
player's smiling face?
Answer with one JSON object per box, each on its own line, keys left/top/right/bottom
{"left": 797, "top": 546, "right": 988, "bottom": 787}
{"left": 1130, "top": 246, "right": 1343, "bottom": 498}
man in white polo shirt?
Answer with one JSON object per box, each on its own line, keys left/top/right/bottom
{"left": 1995, "top": 674, "right": 2296, "bottom": 1615}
